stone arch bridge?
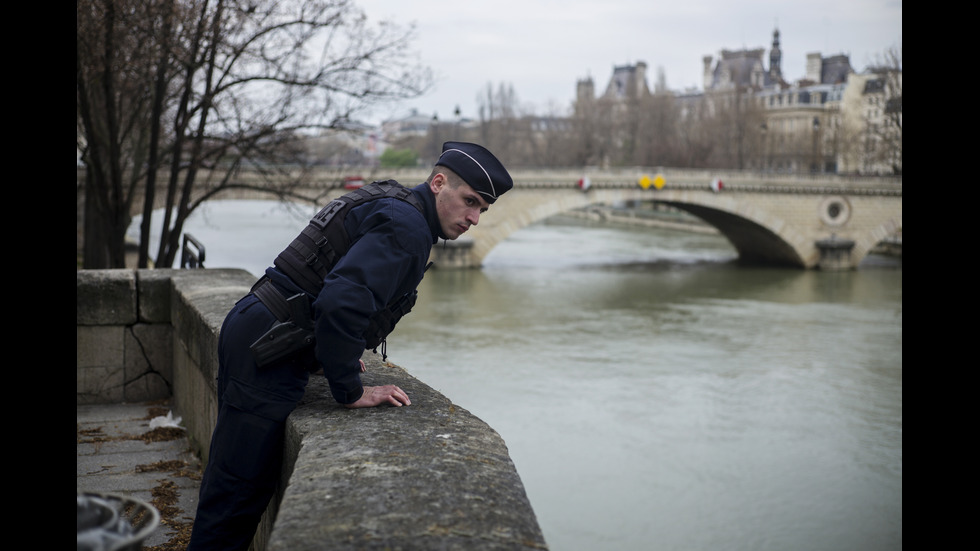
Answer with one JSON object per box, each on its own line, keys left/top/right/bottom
{"left": 424, "top": 170, "right": 901, "bottom": 270}
{"left": 110, "top": 168, "right": 902, "bottom": 271}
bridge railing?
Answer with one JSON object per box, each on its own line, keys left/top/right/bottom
{"left": 77, "top": 166, "right": 901, "bottom": 190}
{"left": 76, "top": 166, "right": 900, "bottom": 222}
{"left": 180, "top": 233, "right": 206, "bottom": 269}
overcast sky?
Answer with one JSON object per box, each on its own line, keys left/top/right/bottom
{"left": 355, "top": 0, "right": 902, "bottom": 125}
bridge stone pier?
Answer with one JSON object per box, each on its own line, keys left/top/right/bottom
{"left": 434, "top": 171, "right": 902, "bottom": 271}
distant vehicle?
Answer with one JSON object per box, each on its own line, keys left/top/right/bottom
{"left": 343, "top": 176, "right": 365, "bottom": 190}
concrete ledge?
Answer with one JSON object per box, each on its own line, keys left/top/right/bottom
{"left": 77, "top": 269, "right": 138, "bottom": 326}
{"left": 77, "top": 268, "right": 547, "bottom": 550}
{"left": 271, "top": 359, "right": 547, "bottom": 550}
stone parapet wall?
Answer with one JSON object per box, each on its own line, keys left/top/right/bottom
{"left": 77, "top": 269, "right": 179, "bottom": 405}
{"left": 76, "top": 268, "right": 547, "bottom": 550}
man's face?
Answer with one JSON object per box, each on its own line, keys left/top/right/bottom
{"left": 430, "top": 172, "right": 491, "bottom": 240}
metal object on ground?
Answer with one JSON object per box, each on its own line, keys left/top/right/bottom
{"left": 77, "top": 492, "right": 160, "bottom": 551}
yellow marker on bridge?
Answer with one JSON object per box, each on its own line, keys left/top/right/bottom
{"left": 653, "top": 173, "right": 665, "bottom": 189}
{"left": 639, "top": 174, "right": 652, "bottom": 189}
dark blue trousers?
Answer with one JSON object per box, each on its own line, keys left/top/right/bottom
{"left": 188, "top": 293, "right": 312, "bottom": 551}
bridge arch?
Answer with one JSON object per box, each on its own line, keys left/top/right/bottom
{"left": 663, "top": 201, "right": 807, "bottom": 267}
{"left": 462, "top": 188, "right": 810, "bottom": 269}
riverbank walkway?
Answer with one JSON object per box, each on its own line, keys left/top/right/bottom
{"left": 77, "top": 400, "right": 202, "bottom": 549}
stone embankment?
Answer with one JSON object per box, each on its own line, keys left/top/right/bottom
{"left": 77, "top": 268, "right": 548, "bottom": 550}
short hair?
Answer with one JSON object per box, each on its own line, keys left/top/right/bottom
{"left": 426, "top": 166, "right": 465, "bottom": 188}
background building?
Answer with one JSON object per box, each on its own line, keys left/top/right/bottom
{"left": 575, "top": 28, "right": 901, "bottom": 175}
{"left": 370, "top": 29, "right": 900, "bottom": 174}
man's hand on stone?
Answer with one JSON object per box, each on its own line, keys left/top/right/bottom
{"left": 345, "top": 385, "right": 411, "bottom": 408}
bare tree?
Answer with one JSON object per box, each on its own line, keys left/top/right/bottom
{"left": 476, "top": 82, "right": 525, "bottom": 160}
{"left": 521, "top": 102, "right": 577, "bottom": 168}
{"left": 868, "top": 44, "right": 902, "bottom": 175}
{"left": 672, "top": 95, "right": 716, "bottom": 169}
{"left": 577, "top": 97, "right": 620, "bottom": 168}
{"left": 697, "top": 86, "right": 767, "bottom": 169}
{"left": 77, "top": 0, "right": 432, "bottom": 269}
{"left": 633, "top": 90, "right": 683, "bottom": 167}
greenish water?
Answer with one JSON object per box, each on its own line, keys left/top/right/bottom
{"left": 388, "top": 217, "right": 902, "bottom": 551}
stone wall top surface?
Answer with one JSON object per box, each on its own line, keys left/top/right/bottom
{"left": 270, "top": 356, "right": 548, "bottom": 550}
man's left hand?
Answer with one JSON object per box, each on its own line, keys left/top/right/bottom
{"left": 344, "top": 384, "right": 411, "bottom": 408}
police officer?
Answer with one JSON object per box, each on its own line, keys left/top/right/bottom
{"left": 186, "top": 142, "right": 513, "bottom": 551}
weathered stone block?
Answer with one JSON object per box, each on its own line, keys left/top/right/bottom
{"left": 76, "top": 270, "right": 137, "bottom": 326}
{"left": 77, "top": 325, "right": 125, "bottom": 368}
{"left": 124, "top": 323, "right": 173, "bottom": 402}
{"left": 77, "top": 365, "right": 125, "bottom": 404}
{"left": 172, "top": 328, "right": 219, "bottom": 460}
{"left": 136, "top": 269, "right": 179, "bottom": 323}
{"left": 170, "top": 268, "right": 251, "bottom": 376}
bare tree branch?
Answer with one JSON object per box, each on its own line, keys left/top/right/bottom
{"left": 78, "top": 0, "right": 433, "bottom": 268}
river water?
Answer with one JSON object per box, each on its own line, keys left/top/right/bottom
{"left": 130, "top": 200, "right": 903, "bottom": 551}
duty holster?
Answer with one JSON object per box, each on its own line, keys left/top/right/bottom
{"left": 249, "top": 279, "right": 315, "bottom": 369}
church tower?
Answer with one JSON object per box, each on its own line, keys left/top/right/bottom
{"left": 769, "top": 28, "right": 782, "bottom": 81}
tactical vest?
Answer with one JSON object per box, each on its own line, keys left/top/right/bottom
{"left": 274, "top": 180, "right": 423, "bottom": 297}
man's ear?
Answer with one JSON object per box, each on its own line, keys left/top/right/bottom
{"left": 428, "top": 171, "right": 446, "bottom": 194}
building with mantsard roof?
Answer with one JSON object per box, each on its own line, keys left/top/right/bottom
{"left": 576, "top": 28, "right": 900, "bottom": 174}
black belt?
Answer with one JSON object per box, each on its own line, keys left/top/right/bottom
{"left": 251, "top": 276, "right": 292, "bottom": 322}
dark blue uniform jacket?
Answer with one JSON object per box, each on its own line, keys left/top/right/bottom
{"left": 263, "top": 182, "right": 441, "bottom": 404}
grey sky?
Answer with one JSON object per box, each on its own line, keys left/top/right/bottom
{"left": 356, "top": 0, "right": 902, "bottom": 124}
